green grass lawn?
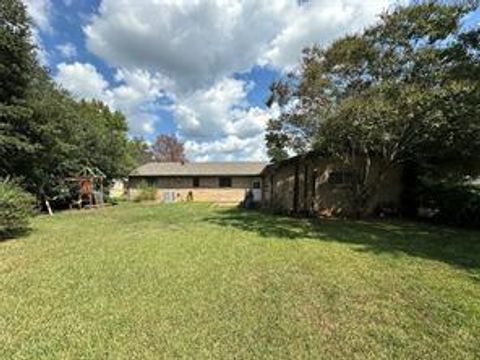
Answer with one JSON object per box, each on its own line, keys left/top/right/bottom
{"left": 1, "top": 203, "right": 480, "bottom": 359}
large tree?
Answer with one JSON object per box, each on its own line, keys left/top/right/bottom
{"left": 151, "top": 134, "right": 188, "bottom": 163}
{"left": 126, "top": 137, "right": 154, "bottom": 169}
{"left": 266, "top": 1, "right": 480, "bottom": 214}
{"left": 0, "top": 0, "right": 34, "bottom": 102}
{"left": 75, "top": 99, "right": 131, "bottom": 180}
{"left": 1, "top": 0, "right": 133, "bottom": 206}
{"left": 0, "top": 0, "right": 36, "bottom": 174}
{"left": 15, "top": 69, "right": 133, "bottom": 203}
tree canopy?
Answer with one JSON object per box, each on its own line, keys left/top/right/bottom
{"left": 266, "top": 1, "right": 480, "bottom": 213}
{"left": 0, "top": 0, "right": 136, "bottom": 206}
{"left": 0, "top": 0, "right": 36, "bottom": 171}
{"left": 125, "top": 134, "right": 189, "bottom": 169}
{"left": 151, "top": 134, "right": 188, "bottom": 163}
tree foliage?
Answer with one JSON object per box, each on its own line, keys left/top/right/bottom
{"left": 0, "top": 0, "right": 134, "bottom": 207}
{"left": 0, "top": 0, "right": 34, "bottom": 102}
{"left": 266, "top": 1, "right": 480, "bottom": 214}
{"left": 0, "top": 178, "right": 35, "bottom": 238}
{"left": 126, "top": 137, "right": 154, "bottom": 168}
{"left": 151, "top": 134, "right": 188, "bottom": 163}
{"left": 0, "top": 0, "right": 36, "bottom": 172}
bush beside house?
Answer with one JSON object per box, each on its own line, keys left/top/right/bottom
{"left": 133, "top": 181, "right": 157, "bottom": 202}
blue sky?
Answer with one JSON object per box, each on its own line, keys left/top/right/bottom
{"left": 25, "top": 0, "right": 480, "bottom": 161}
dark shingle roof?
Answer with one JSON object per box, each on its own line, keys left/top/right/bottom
{"left": 129, "top": 162, "right": 267, "bottom": 177}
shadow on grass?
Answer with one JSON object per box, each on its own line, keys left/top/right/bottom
{"left": 0, "top": 227, "right": 32, "bottom": 242}
{"left": 204, "top": 207, "right": 480, "bottom": 272}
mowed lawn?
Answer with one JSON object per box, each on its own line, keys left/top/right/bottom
{"left": 1, "top": 203, "right": 480, "bottom": 359}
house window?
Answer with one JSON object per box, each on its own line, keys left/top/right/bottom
{"left": 193, "top": 177, "right": 200, "bottom": 188}
{"left": 219, "top": 177, "right": 232, "bottom": 188}
{"left": 328, "top": 170, "right": 355, "bottom": 185}
{"left": 252, "top": 180, "right": 261, "bottom": 189}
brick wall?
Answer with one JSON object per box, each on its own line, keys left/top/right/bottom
{"left": 128, "top": 175, "right": 262, "bottom": 203}
{"left": 262, "top": 157, "right": 403, "bottom": 216}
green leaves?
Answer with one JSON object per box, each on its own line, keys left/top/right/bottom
{"left": 265, "top": 1, "right": 480, "bottom": 216}
{"left": 1, "top": 1, "right": 132, "bottom": 205}
{"left": 0, "top": 178, "right": 35, "bottom": 238}
{"left": 267, "top": 2, "right": 480, "bottom": 166}
{"left": 0, "top": 0, "right": 35, "bottom": 103}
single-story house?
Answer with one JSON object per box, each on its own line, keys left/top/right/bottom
{"left": 261, "top": 153, "right": 403, "bottom": 216}
{"left": 128, "top": 153, "right": 403, "bottom": 215}
{"left": 128, "top": 162, "right": 266, "bottom": 203}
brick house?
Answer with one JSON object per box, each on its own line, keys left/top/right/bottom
{"left": 128, "top": 162, "right": 266, "bottom": 203}
{"left": 261, "top": 153, "right": 403, "bottom": 216}
{"left": 128, "top": 154, "right": 403, "bottom": 215}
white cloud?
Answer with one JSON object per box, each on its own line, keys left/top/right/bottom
{"left": 184, "top": 133, "right": 268, "bottom": 162}
{"left": 55, "top": 62, "right": 108, "bottom": 100}
{"left": 173, "top": 78, "right": 250, "bottom": 140}
{"left": 108, "top": 69, "right": 171, "bottom": 135}
{"left": 30, "top": 28, "right": 49, "bottom": 66}
{"left": 56, "top": 43, "right": 77, "bottom": 59}
{"left": 85, "top": 0, "right": 392, "bottom": 87}
{"left": 54, "top": 62, "right": 169, "bottom": 137}
{"left": 84, "top": 0, "right": 292, "bottom": 91}
{"left": 24, "top": 0, "right": 52, "bottom": 32}
{"left": 24, "top": 0, "right": 53, "bottom": 65}
{"left": 54, "top": 63, "right": 274, "bottom": 160}
{"left": 263, "top": 0, "right": 392, "bottom": 69}
{"left": 175, "top": 77, "right": 278, "bottom": 160}
{"left": 79, "top": 0, "right": 395, "bottom": 160}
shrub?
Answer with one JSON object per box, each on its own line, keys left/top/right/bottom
{"left": 133, "top": 181, "right": 157, "bottom": 202}
{"left": 418, "top": 183, "right": 480, "bottom": 228}
{"left": 0, "top": 180, "right": 35, "bottom": 238}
